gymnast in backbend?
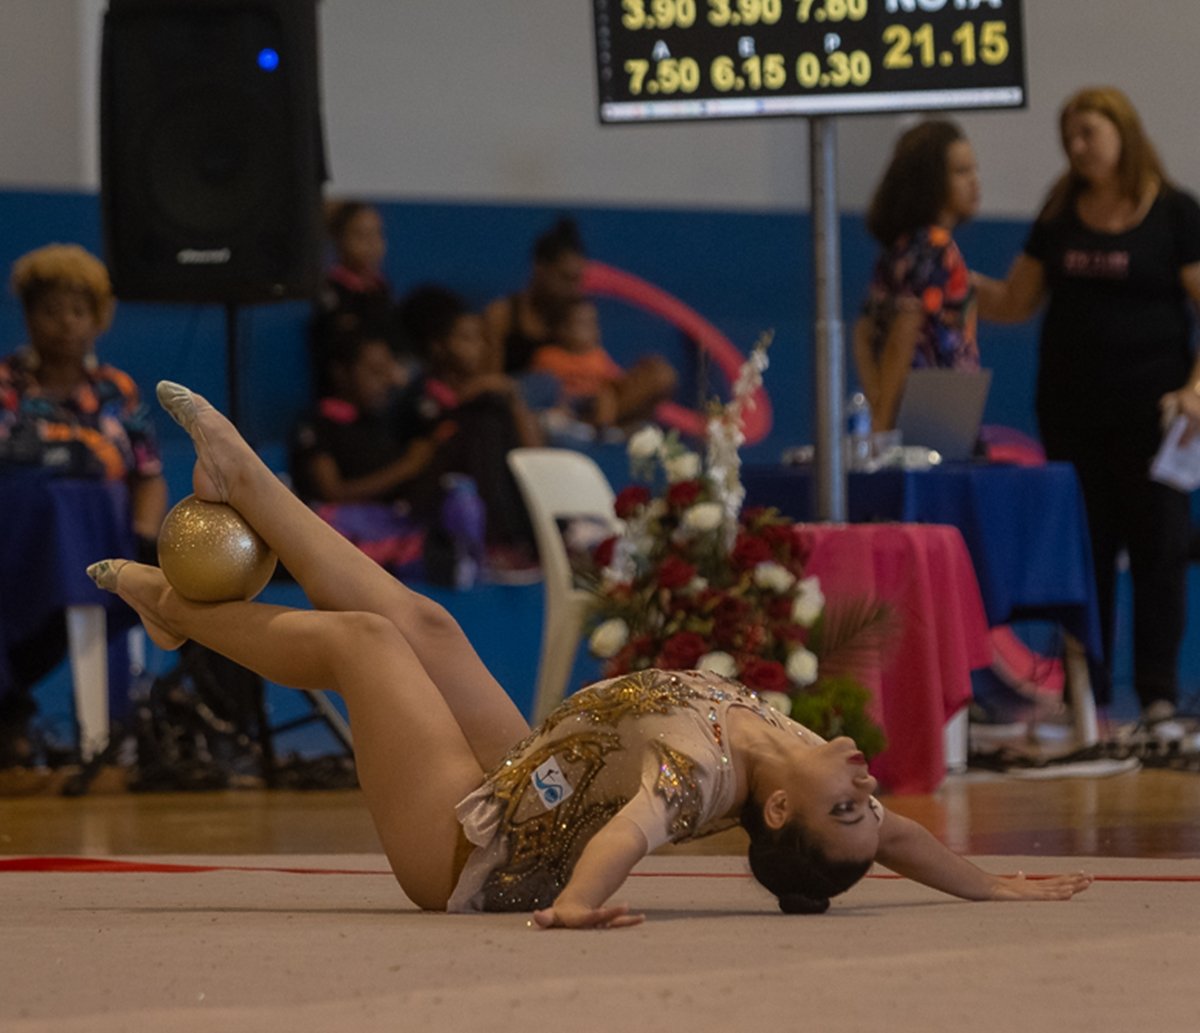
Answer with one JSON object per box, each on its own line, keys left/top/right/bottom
{"left": 86, "top": 382, "right": 1093, "bottom": 928}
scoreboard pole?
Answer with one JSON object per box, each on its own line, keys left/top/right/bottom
{"left": 592, "top": 1, "right": 1028, "bottom": 523}
{"left": 810, "top": 115, "right": 846, "bottom": 522}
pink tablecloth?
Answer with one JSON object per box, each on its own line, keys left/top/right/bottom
{"left": 800, "top": 523, "right": 991, "bottom": 795}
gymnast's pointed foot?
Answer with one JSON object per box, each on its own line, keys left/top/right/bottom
{"left": 155, "top": 380, "right": 239, "bottom": 504}
{"left": 87, "top": 558, "right": 186, "bottom": 651}
{"left": 86, "top": 559, "right": 128, "bottom": 592}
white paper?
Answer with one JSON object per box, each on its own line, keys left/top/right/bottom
{"left": 1150, "top": 415, "right": 1200, "bottom": 491}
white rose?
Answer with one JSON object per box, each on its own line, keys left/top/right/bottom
{"left": 753, "top": 561, "right": 796, "bottom": 594}
{"left": 786, "top": 646, "right": 819, "bottom": 687}
{"left": 682, "top": 501, "right": 724, "bottom": 534}
{"left": 644, "top": 498, "right": 667, "bottom": 521}
{"left": 627, "top": 425, "right": 664, "bottom": 460}
{"left": 589, "top": 618, "right": 630, "bottom": 659}
{"left": 791, "top": 576, "right": 825, "bottom": 627}
{"left": 663, "top": 451, "right": 701, "bottom": 483}
{"left": 761, "top": 691, "right": 793, "bottom": 716}
{"left": 697, "top": 650, "right": 737, "bottom": 677}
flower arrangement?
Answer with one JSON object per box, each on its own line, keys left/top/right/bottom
{"left": 582, "top": 332, "right": 891, "bottom": 756}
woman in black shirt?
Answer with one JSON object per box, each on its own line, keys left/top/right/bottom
{"left": 975, "top": 86, "right": 1200, "bottom": 727}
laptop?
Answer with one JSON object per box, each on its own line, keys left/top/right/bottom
{"left": 895, "top": 368, "right": 992, "bottom": 461}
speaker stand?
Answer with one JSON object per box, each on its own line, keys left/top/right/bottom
{"left": 224, "top": 302, "right": 243, "bottom": 433}
{"left": 220, "top": 302, "right": 355, "bottom": 781}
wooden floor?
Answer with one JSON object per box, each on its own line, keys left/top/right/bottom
{"left": 1, "top": 766, "right": 1198, "bottom": 860}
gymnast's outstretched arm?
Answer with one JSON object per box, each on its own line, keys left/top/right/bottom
{"left": 875, "top": 812, "right": 1093, "bottom": 901}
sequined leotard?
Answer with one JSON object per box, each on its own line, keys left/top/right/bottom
{"left": 447, "top": 668, "right": 835, "bottom": 913}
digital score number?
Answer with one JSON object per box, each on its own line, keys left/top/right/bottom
{"left": 593, "top": 0, "right": 1026, "bottom": 122}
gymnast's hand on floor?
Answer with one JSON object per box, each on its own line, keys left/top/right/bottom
{"left": 987, "top": 871, "right": 1094, "bottom": 901}
{"left": 530, "top": 901, "right": 645, "bottom": 930}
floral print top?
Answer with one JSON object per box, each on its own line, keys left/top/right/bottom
{"left": 0, "top": 347, "right": 162, "bottom": 481}
{"left": 862, "top": 225, "right": 979, "bottom": 371}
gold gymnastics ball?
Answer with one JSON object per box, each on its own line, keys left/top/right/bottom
{"left": 157, "top": 495, "right": 277, "bottom": 602}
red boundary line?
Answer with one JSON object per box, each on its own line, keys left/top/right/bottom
{"left": 2, "top": 856, "right": 1199, "bottom": 883}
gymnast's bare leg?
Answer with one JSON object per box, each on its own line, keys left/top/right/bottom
{"left": 153, "top": 381, "right": 531, "bottom": 773}
{"left": 91, "top": 559, "right": 482, "bottom": 909}
{"left": 87, "top": 381, "right": 539, "bottom": 906}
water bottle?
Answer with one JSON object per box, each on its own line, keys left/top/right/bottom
{"left": 845, "top": 391, "right": 872, "bottom": 472}
{"left": 440, "top": 474, "right": 486, "bottom": 590}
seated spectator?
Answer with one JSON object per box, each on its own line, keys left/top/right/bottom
{"left": 399, "top": 285, "right": 542, "bottom": 582}
{"left": 0, "top": 243, "right": 166, "bottom": 765}
{"left": 533, "top": 297, "right": 677, "bottom": 437}
{"left": 481, "top": 215, "right": 589, "bottom": 409}
{"left": 289, "top": 331, "right": 482, "bottom": 589}
{"left": 311, "top": 200, "right": 410, "bottom": 395}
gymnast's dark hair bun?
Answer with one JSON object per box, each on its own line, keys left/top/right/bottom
{"left": 777, "top": 892, "right": 830, "bottom": 915}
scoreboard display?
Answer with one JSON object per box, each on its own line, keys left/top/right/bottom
{"left": 593, "top": 0, "right": 1027, "bottom": 122}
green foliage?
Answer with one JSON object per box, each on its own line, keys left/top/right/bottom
{"left": 789, "top": 675, "right": 888, "bottom": 759}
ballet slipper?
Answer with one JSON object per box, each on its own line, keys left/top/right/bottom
{"left": 155, "top": 380, "right": 230, "bottom": 503}
{"left": 87, "top": 559, "right": 186, "bottom": 651}
{"left": 86, "top": 559, "right": 129, "bottom": 592}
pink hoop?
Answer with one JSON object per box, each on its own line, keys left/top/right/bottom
{"left": 581, "top": 260, "right": 773, "bottom": 444}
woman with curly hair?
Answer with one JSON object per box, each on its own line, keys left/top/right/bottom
{"left": 1, "top": 243, "right": 166, "bottom": 763}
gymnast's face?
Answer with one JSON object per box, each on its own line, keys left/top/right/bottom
{"left": 775, "top": 736, "right": 881, "bottom": 863}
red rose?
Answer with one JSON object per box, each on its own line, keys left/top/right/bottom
{"left": 592, "top": 536, "right": 617, "bottom": 568}
{"left": 774, "top": 622, "right": 807, "bottom": 644}
{"left": 767, "top": 596, "right": 794, "bottom": 620}
{"left": 630, "top": 634, "right": 657, "bottom": 657}
{"left": 657, "top": 631, "right": 708, "bottom": 670}
{"left": 712, "top": 617, "right": 742, "bottom": 649}
{"left": 731, "top": 533, "right": 773, "bottom": 570}
{"left": 746, "top": 623, "right": 771, "bottom": 652}
{"left": 656, "top": 554, "right": 696, "bottom": 590}
{"left": 760, "top": 523, "right": 795, "bottom": 553}
{"left": 666, "top": 479, "right": 703, "bottom": 508}
{"left": 739, "top": 658, "right": 789, "bottom": 693}
{"left": 614, "top": 485, "right": 652, "bottom": 519}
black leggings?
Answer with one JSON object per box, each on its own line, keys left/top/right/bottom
{"left": 1040, "top": 414, "right": 1190, "bottom": 709}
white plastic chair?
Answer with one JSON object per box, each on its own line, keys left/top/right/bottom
{"left": 507, "top": 448, "right": 619, "bottom": 721}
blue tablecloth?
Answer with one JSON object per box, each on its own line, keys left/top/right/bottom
{"left": 742, "top": 461, "right": 1103, "bottom": 660}
{"left": 0, "top": 468, "right": 137, "bottom": 710}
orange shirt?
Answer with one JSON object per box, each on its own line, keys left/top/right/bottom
{"left": 531, "top": 345, "right": 622, "bottom": 400}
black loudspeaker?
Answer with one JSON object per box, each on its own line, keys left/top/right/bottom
{"left": 101, "top": 0, "right": 326, "bottom": 303}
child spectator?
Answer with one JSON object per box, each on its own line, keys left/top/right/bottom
{"left": 533, "top": 297, "right": 677, "bottom": 437}
{"left": 290, "top": 331, "right": 482, "bottom": 588}
{"left": 310, "top": 201, "right": 409, "bottom": 396}
{"left": 398, "top": 285, "right": 543, "bottom": 583}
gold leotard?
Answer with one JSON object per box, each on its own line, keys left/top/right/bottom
{"left": 448, "top": 668, "right": 836, "bottom": 912}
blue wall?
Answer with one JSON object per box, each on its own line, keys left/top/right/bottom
{"left": 0, "top": 188, "right": 1045, "bottom": 463}
{"left": 0, "top": 188, "right": 1059, "bottom": 755}
{"left": 7, "top": 189, "right": 1200, "bottom": 746}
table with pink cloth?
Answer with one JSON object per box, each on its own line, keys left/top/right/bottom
{"left": 799, "top": 522, "right": 992, "bottom": 795}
